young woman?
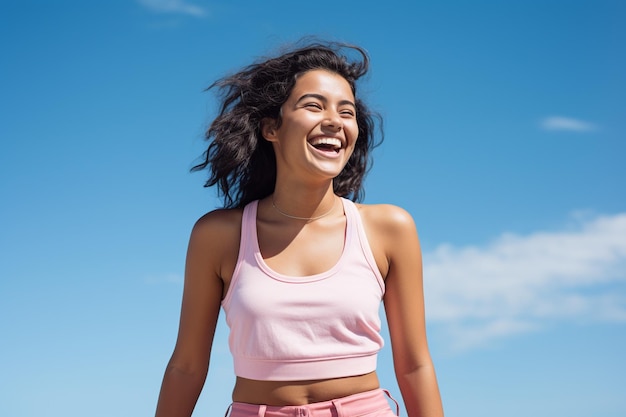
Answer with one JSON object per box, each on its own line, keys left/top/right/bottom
{"left": 155, "top": 41, "right": 444, "bottom": 417}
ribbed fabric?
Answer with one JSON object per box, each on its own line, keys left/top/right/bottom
{"left": 221, "top": 198, "right": 385, "bottom": 381}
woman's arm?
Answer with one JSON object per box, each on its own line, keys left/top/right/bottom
{"left": 365, "top": 205, "right": 444, "bottom": 417}
{"left": 155, "top": 211, "right": 238, "bottom": 417}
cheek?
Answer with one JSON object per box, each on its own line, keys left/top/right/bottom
{"left": 276, "top": 119, "right": 309, "bottom": 140}
{"left": 345, "top": 127, "right": 359, "bottom": 160}
{"left": 287, "top": 114, "right": 319, "bottom": 133}
{"left": 346, "top": 121, "right": 359, "bottom": 145}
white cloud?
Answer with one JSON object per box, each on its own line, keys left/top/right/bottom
{"left": 137, "top": 0, "right": 207, "bottom": 17}
{"left": 540, "top": 116, "right": 598, "bottom": 132}
{"left": 423, "top": 213, "right": 626, "bottom": 351}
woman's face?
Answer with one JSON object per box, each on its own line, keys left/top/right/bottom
{"left": 263, "top": 69, "right": 359, "bottom": 183}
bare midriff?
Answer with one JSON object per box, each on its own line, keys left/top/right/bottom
{"left": 231, "top": 371, "right": 380, "bottom": 406}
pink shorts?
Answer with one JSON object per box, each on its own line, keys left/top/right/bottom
{"left": 225, "top": 388, "right": 399, "bottom": 417}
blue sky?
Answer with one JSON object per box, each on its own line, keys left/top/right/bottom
{"left": 1, "top": 1, "right": 625, "bottom": 416}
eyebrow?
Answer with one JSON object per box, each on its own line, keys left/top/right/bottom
{"left": 296, "top": 93, "right": 356, "bottom": 109}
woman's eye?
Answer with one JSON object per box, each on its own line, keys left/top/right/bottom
{"left": 340, "top": 109, "right": 355, "bottom": 117}
{"left": 304, "top": 103, "right": 322, "bottom": 110}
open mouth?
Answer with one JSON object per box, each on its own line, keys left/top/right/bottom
{"left": 308, "top": 137, "right": 342, "bottom": 153}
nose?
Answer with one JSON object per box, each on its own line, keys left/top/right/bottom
{"left": 322, "top": 111, "right": 343, "bottom": 132}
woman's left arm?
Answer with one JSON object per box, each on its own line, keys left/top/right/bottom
{"left": 367, "top": 205, "right": 444, "bottom": 417}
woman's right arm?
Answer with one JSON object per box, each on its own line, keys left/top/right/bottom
{"left": 155, "top": 211, "right": 235, "bottom": 417}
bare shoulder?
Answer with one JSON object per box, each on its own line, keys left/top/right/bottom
{"left": 355, "top": 203, "right": 420, "bottom": 277}
{"left": 187, "top": 207, "right": 244, "bottom": 280}
{"left": 191, "top": 207, "right": 243, "bottom": 238}
{"left": 356, "top": 203, "right": 418, "bottom": 237}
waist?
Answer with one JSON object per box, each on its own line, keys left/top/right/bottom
{"left": 232, "top": 371, "right": 380, "bottom": 406}
{"left": 229, "top": 388, "right": 398, "bottom": 417}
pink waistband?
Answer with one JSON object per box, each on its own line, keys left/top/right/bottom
{"left": 226, "top": 388, "right": 399, "bottom": 417}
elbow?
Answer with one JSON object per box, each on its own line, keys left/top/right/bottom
{"left": 393, "top": 355, "right": 436, "bottom": 380}
{"left": 165, "top": 355, "right": 209, "bottom": 379}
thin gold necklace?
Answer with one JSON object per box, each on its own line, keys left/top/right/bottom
{"left": 271, "top": 196, "right": 337, "bottom": 221}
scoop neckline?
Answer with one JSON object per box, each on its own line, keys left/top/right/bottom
{"left": 252, "top": 198, "right": 352, "bottom": 283}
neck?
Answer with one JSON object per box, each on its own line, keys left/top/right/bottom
{"left": 269, "top": 181, "right": 337, "bottom": 221}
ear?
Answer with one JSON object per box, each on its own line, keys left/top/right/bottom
{"left": 261, "top": 118, "right": 279, "bottom": 142}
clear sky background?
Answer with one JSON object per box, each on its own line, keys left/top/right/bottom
{"left": 1, "top": 1, "right": 625, "bottom": 416}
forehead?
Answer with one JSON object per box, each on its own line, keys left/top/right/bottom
{"left": 290, "top": 69, "right": 354, "bottom": 100}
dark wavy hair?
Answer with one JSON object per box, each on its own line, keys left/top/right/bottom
{"left": 192, "top": 40, "right": 383, "bottom": 208}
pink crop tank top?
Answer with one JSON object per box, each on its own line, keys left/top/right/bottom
{"left": 221, "top": 198, "right": 386, "bottom": 381}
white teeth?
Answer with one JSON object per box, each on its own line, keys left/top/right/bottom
{"left": 309, "top": 137, "right": 342, "bottom": 149}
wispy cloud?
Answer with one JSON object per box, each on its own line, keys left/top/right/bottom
{"left": 540, "top": 116, "right": 598, "bottom": 132}
{"left": 424, "top": 213, "right": 626, "bottom": 351}
{"left": 137, "top": 0, "right": 207, "bottom": 17}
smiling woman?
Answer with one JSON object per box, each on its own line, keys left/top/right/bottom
{"left": 154, "top": 40, "right": 444, "bottom": 417}
{"left": 262, "top": 70, "right": 359, "bottom": 188}
{"left": 190, "top": 42, "right": 380, "bottom": 208}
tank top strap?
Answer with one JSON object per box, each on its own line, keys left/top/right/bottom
{"left": 341, "top": 198, "right": 386, "bottom": 293}
{"left": 239, "top": 200, "right": 259, "bottom": 263}
{"left": 222, "top": 200, "right": 259, "bottom": 309}
{"left": 341, "top": 197, "right": 357, "bottom": 219}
